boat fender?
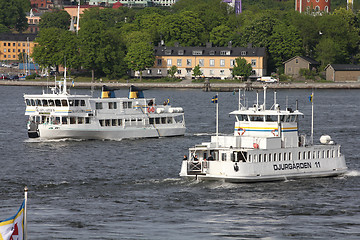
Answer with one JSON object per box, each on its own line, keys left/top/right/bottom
{"left": 237, "top": 128, "right": 245, "bottom": 135}
{"left": 234, "top": 163, "right": 239, "bottom": 172}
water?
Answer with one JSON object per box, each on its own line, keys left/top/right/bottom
{"left": 0, "top": 86, "right": 359, "bottom": 239}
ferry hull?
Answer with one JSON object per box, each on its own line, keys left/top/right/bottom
{"left": 180, "top": 156, "right": 348, "bottom": 183}
{"left": 35, "top": 124, "right": 186, "bottom": 140}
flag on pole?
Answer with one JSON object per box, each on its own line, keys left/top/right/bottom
{"left": 211, "top": 94, "right": 218, "bottom": 103}
{"left": 72, "top": 79, "right": 75, "bottom": 87}
{"left": 309, "top": 94, "right": 313, "bottom": 102}
{"left": 0, "top": 201, "right": 25, "bottom": 240}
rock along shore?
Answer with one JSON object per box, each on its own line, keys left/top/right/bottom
{"left": 1, "top": 80, "right": 360, "bottom": 91}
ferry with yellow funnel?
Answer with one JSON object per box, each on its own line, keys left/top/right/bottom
{"left": 24, "top": 71, "right": 185, "bottom": 140}
{"left": 180, "top": 87, "right": 347, "bottom": 182}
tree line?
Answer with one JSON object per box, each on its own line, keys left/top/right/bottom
{"left": 2, "top": 0, "right": 360, "bottom": 79}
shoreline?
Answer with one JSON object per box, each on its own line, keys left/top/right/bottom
{"left": 1, "top": 80, "right": 360, "bottom": 91}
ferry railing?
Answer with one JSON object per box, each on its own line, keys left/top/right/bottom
{"left": 187, "top": 160, "right": 207, "bottom": 175}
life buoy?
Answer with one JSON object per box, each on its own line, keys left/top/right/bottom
{"left": 253, "top": 143, "right": 259, "bottom": 149}
{"left": 237, "top": 128, "right": 246, "bottom": 135}
{"left": 148, "top": 107, "right": 155, "bottom": 113}
{"left": 271, "top": 129, "right": 278, "bottom": 136}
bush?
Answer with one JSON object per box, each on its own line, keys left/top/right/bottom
{"left": 25, "top": 73, "right": 39, "bottom": 80}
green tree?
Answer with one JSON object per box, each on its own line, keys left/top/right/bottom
{"left": 0, "top": 0, "right": 30, "bottom": 32}
{"left": 192, "top": 65, "right": 202, "bottom": 79}
{"left": 39, "top": 10, "right": 71, "bottom": 30}
{"left": 233, "top": 57, "right": 252, "bottom": 81}
{"left": 168, "top": 65, "right": 178, "bottom": 78}
{"left": 209, "top": 24, "right": 232, "bottom": 47}
{"left": 124, "top": 41, "right": 155, "bottom": 81}
{"left": 159, "top": 11, "right": 204, "bottom": 46}
{"left": 268, "top": 23, "right": 303, "bottom": 69}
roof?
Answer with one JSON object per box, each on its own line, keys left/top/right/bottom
{"left": 0, "top": 33, "right": 37, "bottom": 42}
{"left": 154, "top": 45, "right": 266, "bottom": 57}
{"left": 283, "top": 56, "right": 320, "bottom": 65}
{"left": 325, "top": 64, "right": 360, "bottom": 71}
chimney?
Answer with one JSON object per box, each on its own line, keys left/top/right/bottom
{"left": 206, "top": 42, "right": 212, "bottom": 48}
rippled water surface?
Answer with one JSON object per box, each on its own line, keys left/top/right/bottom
{"left": 0, "top": 86, "right": 359, "bottom": 239}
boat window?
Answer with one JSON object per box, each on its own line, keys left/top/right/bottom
{"left": 318, "top": 151, "right": 321, "bottom": 158}
{"left": 61, "top": 99, "right": 68, "bottom": 107}
{"left": 248, "top": 154, "right": 252, "bottom": 162}
{"left": 263, "top": 154, "right": 267, "bottom": 162}
{"left": 112, "top": 119, "right": 117, "bottom": 126}
{"left": 96, "top": 102, "right": 103, "bottom": 109}
{"left": 123, "top": 101, "right": 132, "bottom": 109}
{"left": 238, "top": 115, "right": 248, "bottom": 121}
{"left": 279, "top": 153, "right": 282, "bottom": 161}
{"left": 289, "top": 152, "right": 292, "bottom": 160}
{"left": 62, "top": 117, "right": 68, "bottom": 124}
{"left": 265, "top": 115, "right": 277, "bottom": 122}
{"left": 75, "top": 100, "right": 80, "bottom": 106}
{"left": 118, "top": 119, "right": 122, "bottom": 126}
{"left": 42, "top": 99, "right": 48, "bottom": 106}
{"left": 283, "top": 153, "right": 287, "bottom": 161}
{"left": 105, "top": 119, "right": 110, "bottom": 126}
{"left": 203, "top": 152, "right": 207, "bottom": 160}
{"left": 273, "top": 153, "right": 277, "bottom": 161}
{"left": 78, "top": 117, "right": 84, "bottom": 124}
{"left": 161, "top": 117, "right": 166, "bottom": 124}
{"left": 68, "top": 100, "right": 74, "bottom": 106}
{"left": 30, "top": 99, "right": 35, "bottom": 106}
{"left": 81, "top": 100, "right": 86, "bottom": 106}
{"left": 48, "top": 100, "right": 54, "bottom": 106}
{"left": 55, "top": 117, "right": 60, "bottom": 124}
{"left": 303, "top": 152, "right": 306, "bottom": 159}
{"left": 149, "top": 118, "right": 154, "bottom": 124}
{"left": 221, "top": 153, "right": 227, "bottom": 161}
{"left": 36, "top": 99, "right": 42, "bottom": 106}
{"left": 109, "top": 102, "right": 117, "bottom": 109}
{"left": 308, "top": 151, "right": 311, "bottom": 159}
{"left": 155, "top": 118, "right": 160, "bottom": 124}
{"left": 167, "top": 117, "right": 173, "bottom": 124}
{"left": 99, "top": 120, "right": 104, "bottom": 126}
{"left": 70, "top": 117, "right": 76, "bottom": 124}
{"left": 85, "top": 117, "right": 90, "bottom": 124}
{"left": 55, "top": 100, "right": 61, "bottom": 107}
{"left": 249, "top": 115, "right": 263, "bottom": 121}
{"left": 298, "top": 152, "right": 301, "bottom": 160}
{"left": 25, "top": 99, "right": 30, "bottom": 106}
{"left": 231, "top": 152, "right": 235, "bottom": 162}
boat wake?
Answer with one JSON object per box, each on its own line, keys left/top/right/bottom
{"left": 344, "top": 170, "right": 360, "bottom": 177}
{"left": 24, "top": 138, "right": 87, "bottom": 143}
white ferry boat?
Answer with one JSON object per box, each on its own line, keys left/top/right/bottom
{"left": 180, "top": 87, "right": 347, "bottom": 182}
{"left": 24, "top": 72, "right": 186, "bottom": 140}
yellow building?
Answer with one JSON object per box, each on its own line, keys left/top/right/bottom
{"left": 0, "top": 34, "right": 37, "bottom": 62}
{"left": 137, "top": 43, "right": 267, "bottom": 79}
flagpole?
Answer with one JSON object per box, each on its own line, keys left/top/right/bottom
{"left": 216, "top": 92, "right": 219, "bottom": 137}
{"left": 311, "top": 90, "right": 314, "bottom": 145}
{"left": 24, "top": 186, "right": 28, "bottom": 240}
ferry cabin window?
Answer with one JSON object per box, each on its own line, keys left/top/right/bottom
{"left": 48, "top": 100, "right": 55, "bottom": 106}
{"left": 55, "top": 117, "right": 60, "bottom": 124}
{"left": 123, "top": 102, "right": 132, "bottom": 109}
{"left": 70, "top": 117, "right": 76, "bottom": 124}
{"left": 78, "top": 117, "right": 84, "bottom": 124}
{"left": 55, "top": 100, "right": 61, "bottom": 107}
{"left": 149, "top": 118, "right": 154, "bottom": 124}
{"left": 265, "top": 115, "right": 277, "bottom": 122}
{"left": 167, "top": 117, "right": 173, "bottom": 124}
{"left": 61, "top": 99, "right": 68, "bottom": 107}
{"left": 161, "top": 117, "right": 166, "bottom": 124}
{"left": 25, "top": 99, "right": 30, "bottom": 106}
{"left": 112, "top": 119, "right": 117, "bottom": 126}
{"left": 109, "top": 102, "right": 117, "bottom": 109}
{"left": 99, "top": 120, "right": 104, "bottom": 126}
{"left": 118, "top": 119, "right": 122, "bottom": 126}
{"left": 69, "top": 100, "right": 74, "bottom": 106}
{"left": 96, "top": 102, "right": 103, "bottom": 109}
{"left": 249, "top": 115, "right": 263, "bottom": 121}
{"left": 155, "top": 118, "right": 160, "bottom": 124}
{"left": 30, "top": 99, "right": 35, "bottom": 106}
{"left": 238, "top": 115, "right": 248, "bottom": 121}
{"left": 42, "top": 99, "right": 48, "bottom": 106}
{"left": 221, "top": 153, "right": 227, "bottom": 161}
{"left": 36, "top": 99, "right": 42, "bottom": 106}
{"left": 105, "top": 120, "right": 110, "bottom": 126}
{"left": 81, "top": 100, "right": 85, "bottom": 106}
{"left": 237, "top": 152, "right": 247, "bottom": 162}
{"left": 62, "top": 117, "right": 68, "bottom": 124}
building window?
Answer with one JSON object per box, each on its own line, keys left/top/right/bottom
{"left": 13, "top": 49, "right": 15, "bottom": 52}
{"left": 241, "top": 51, "right": 246, "bottom": 56}
{"left": 192, "top": 50, "right": 202, "bottom": 55}
{"left": 251, "top": 59, "right": 256, "bottom": 67}
{"left": 220, "top": 59, "right": 225, "bottom": 67}
{"left": 157, "top": 59, "right": 162, "bottom": 66}
{"left": 3, "top": 49, "right": 6, "bottom": 52}
{"left": 167, "top": 59, "right": 172, "bottom": 66}
{"left": 220, "top": 50, "right": 230, "bottom": 55}
{"left": 157, "top": 69, "right": 162, "bottom": 75}
{"left": 220, "top": 70, "right": 224, "bottom": 75}
{"left": 178, "top": 50, "right": 184, "bottom": 55}
{"left": 199, "top": 59, "right": 204, "bottom": 67}
{"left": 3, "top": 43, "right": 5, "bottom": 46}
{"left": 147, "top": 69, "right": 152, "bottom": 75}
{"left": 165, "top": 49, "right": 172, "bottom": 55}
{"left": 209, "top": 50, "right": 215, "bottom": 55}
{"left": 186, "top": 59, "right": 192, "bottom": 66}
{"left": 177, "top": 59, "right": 182, "bottom": 67}
{"left": 209, "top": 59, "right": 215, "bottom": 66}
{"left": 177, "top": 70, "right": 181, "bottom": 74}
{"left": 324, "top": 6, "right": 328, "bottom": 12}
{"left": 296, "top": 59, "right": 298, "bottom": 63}
{"left": 210, "top": 70, "right": 214, "bottom": 75}
{"left": 12, "top": 43, "right": 15, "bottom": 47}
{"left": 315, "top": 6, "right": 320, "bottom": 11}
{"left": 230, "top": 59, "right": 235, "bottom": 67}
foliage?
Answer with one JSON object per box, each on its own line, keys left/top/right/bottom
{"left": 192, "top": 65, "right": 202, "bottom": 78}
{"left": 233, "top": 57, "right": 252, "bottom": 81}
{"left": 124, "top": 41, "right": 155, "bottom": 81}
{"left": 18, "top": 52, "right": 27, "bottom": 63}
{"left": 299, "top": 68, "right": 318, "bottom": 80}
{"left": 39, "top": 10, "right": 71, "bottom": 30}
{"left": 168, "top": 65, "right": 178, "bottom": 78}
{"left": 0, "top": 0, "right": 30, "bottom": 32}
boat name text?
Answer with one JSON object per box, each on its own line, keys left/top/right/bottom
{"left": 273, "top": 162, "right": 318, "bottom": 171}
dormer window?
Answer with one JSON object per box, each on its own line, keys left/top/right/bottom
{"left": 241, "top": 51, "right": 247, "bottom": 56}
{"left": 209, "top": 50, "right": 215, "bottom": 55}
{"left": 178, "top": 50, "right": 184, "bottom": 55}
{"left": 220, "top": 50, "right": 230, "bottom": 55}
{"left": 165, "top": 50, "right": 172, "bottom": 55}
{"left": 192, "top": 50, "right": 202, "bottom": 55}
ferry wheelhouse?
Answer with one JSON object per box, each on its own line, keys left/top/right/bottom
{"left": 24, "top": 74, "right": 185, "bottom": 140}
{"left": 180, "top": 87, "right": 347, "bottom": 182}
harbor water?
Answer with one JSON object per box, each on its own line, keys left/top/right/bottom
{"left": 0, "top": 86, "right": 359, "bottom": 239}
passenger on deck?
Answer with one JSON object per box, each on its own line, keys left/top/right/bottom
{"left": 183, "top": 155, "right": 188, "bottom": 160}
{"left": 193, "top": 155, "right": 198, "bottom": 161}
{"left": 208, "top": 154, "right": 214, "bottom": 161}
{"left": 148, "top": 100, "right": 153, "bottom": 106}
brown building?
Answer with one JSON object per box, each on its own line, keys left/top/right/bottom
{"left": 325, "top": 64, "right": 360, "bottom": 82}
{"left": 284, "top": 56, "right": 320, "bottom": 78}
{"left": 135, "top": 43, "right": 267, "bottom": 79}
{"left": 0, "top": 34, "right": 37, "bottom": 62}
{"left": 26, "top": 11, "right": 43, "bottom": 33}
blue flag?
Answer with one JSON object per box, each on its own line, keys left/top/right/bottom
{"left": 211, "top": 95, "right": 218, "bottom": 103}
{"left": 309, "top": 94, "right": 313, "bottom": 102}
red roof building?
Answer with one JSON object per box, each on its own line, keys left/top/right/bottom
{"left": 295, "top": 0, "right": 330, "bottom": 13}
{"left": 112, "top": 1, "right": 124, "bottom": 9}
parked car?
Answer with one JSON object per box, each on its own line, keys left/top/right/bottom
{"left": 8, "top": 75, "right": 19, "bottom": 80}
{"left": 257, "top": 76, "right": 278, "bottom": 83}
{"left": 1, "top": 74, "right": 9, "bottom": 80}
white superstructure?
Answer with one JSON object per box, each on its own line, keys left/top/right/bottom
{"left": 180, "top": 87, "right": 347, "bottom": 182}
{"left": 24, "top": 74, "right": 185, "bottom": 140}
